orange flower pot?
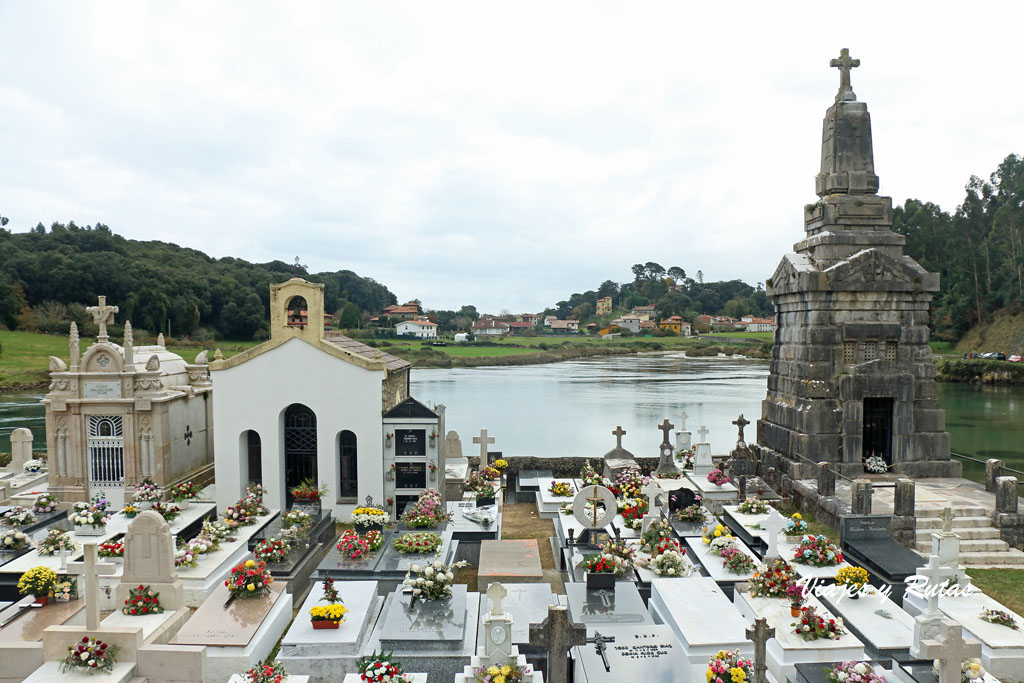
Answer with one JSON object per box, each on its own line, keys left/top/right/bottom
{"left": 311, "top": 620, "right": 340, "bottom": 629}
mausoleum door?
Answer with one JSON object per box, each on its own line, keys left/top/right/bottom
{"left": 246, "top": 431, "right": 262, "bottom": 486}
{"left": 283, "top": 404, "right": 317, "bottom": 504}
{"left": 87, "top": 415, "right": 125, "bottom": 507}
{"left": 862, "top": 397, "right": 894, "bottom": 465}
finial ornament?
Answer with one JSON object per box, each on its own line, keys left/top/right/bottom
{"left": 830, "top": 48, "right": 860, "bottom": 101}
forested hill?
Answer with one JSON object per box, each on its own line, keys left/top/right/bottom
{"left": 894, "top": 153, "right": 1024, "bottom": 341}
{"left": 0, "top": 222, "right": 396, "bottom": 339}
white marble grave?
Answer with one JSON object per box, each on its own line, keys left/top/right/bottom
{"left": 683, "top": 536, "right": 758, "bottom": 584}
{"left": 648, "top": 576, "right": 751, "bottom": 665}
{"left": 816, "top": 586, "right": 915, "bottom": 659}
{"left": 536, "top": 477, "right": 580, "bottom": 515}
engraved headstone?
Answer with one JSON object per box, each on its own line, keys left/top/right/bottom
{"left": 117, "top": 510, "right": 183, "bottom": 610}
{"left": 654, "top": 419, "right": 677, "bottom": 476}
{"left": 8, "top": 428, "right": 33, "bottom": 469}
{"left": 572, "top": 485, "right": 616, "bottom": 547}
{"left": 640, "top": 481, "right": 666, "bottom": 536}
{"left": 472, "top": 429, "right": 495, "bottom": 464}
{"left": 483, "top": 582, "right": 514, "bottom": 663}
{"left": 911, "top": 555, "right": 955, "bottom": 655}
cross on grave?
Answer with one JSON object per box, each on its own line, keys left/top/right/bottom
{"left": 917, "top": 554, "right": 954, "bottom": 615}
{"left": 528, "top": 605, "right": 587, "bottom": 683}
{"left": 919, "top": 620, "right": 982, "bottom": 683}
{"left": 657, "top": 419, "right": 674, "bottom": 445}
{"left": 940, "top": 507, "right": 956, "bottom": 533}
{"left": 830, "top": 48, "right": 860, "bottom": 94}
{"left": 473, "top": 429, "right": 495, "bottom": 462}
{"left": 642, "top": 481, "right": 665, "bottom": 509}
{"left": 183, "top": 425, "right": 193, "bottom": 446}
{"left": 612, "top": 426, "right": 626, "bottom": 449}
{"left": 697, "top": 425, "right": 710, "bottom": 443}
{"left": 67, "top": 542, "right": 117, "bottom": 630}
{"left": 762, "top": 508, "right": 788, "bottom": 560}
{"left": 732, "top": 414, "right": 750, "bottom": 444}
{"left": 745, "top": 617, "right": 775, "bottom": 683}
{"left": 86, "top": 295, "right": 119, "bottom": 344}
{"left": 587, "top": 631, "right": 616, "bottom": 672}
{"left": 678, "top": 409, "right": 689, "bottom": 432}
{"left": 487, "top": 581, "right": 508, "bottom": 617}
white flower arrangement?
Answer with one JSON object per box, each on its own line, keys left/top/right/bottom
{"left": 1, "top": 528, "right": 31, "bottom": 550}
{"left": 201, "top": 519, "right": 235, "bottom": 545}
{"left": 69, "top": 503, "right": 109, "bottom": 528}
{"left": 1, "top": 505, "right": 37, "bottom": 527}
{"left": 649, "top": 549, "right": 692, "bottom": 577}
{"left": 23, "top": 459, "right": 44, "bottom": 473}
{"left": 132, "top": 479, "right": 162, "bottom": 503}
{"left": 36, "top": 528, "right": 77, "bottom": 556}
{"left": 864, "top": 455, "right": 888, "bottom": 474}
{"left": 187, "top": 536, "right": 215, "bottom": 555}
{"left": 708, "top": 535, "right": 736, "bottom": 555}
{"left": 282, "top": 509, "right": 313, "bottom": 529}
{"left": 174, "top": 548, "right": 198, "bottom": 569}
{"left": 402, "top": 554, "right": 468, "bottom": 601}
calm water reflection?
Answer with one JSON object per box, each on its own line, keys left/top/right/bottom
{"left": 3, "top": 354, "right": 1022, "bottom": 484}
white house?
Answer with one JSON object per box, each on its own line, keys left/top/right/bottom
{"left": 473, "top": 319, "right": 509, "bottom": 336}
{"left": 210, "top": 278, "right": 444, "bottom": 517}
{"left": 396, "top": 320, "right": 438, "bottom": 339}
{"left": 610, "top": 315, "right": 642, "bottom": 334}
{"left": 740, "top": 315, "right": 778, "bottom": 333}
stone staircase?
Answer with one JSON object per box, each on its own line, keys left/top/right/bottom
{"left": 915, "top": 506, "right": 1024, "bottom": 567}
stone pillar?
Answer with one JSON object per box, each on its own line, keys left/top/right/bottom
{"left": 892, "top": 478, "right": 917, "bottom": 547}
{"left": 736, "top": 475, "right": 747, "bottom": 499}
{"left": 986, "top": 459, "right": 1005, "bottom": 493}
{"left": 992, "top": 476, "right": 1024, "bottom": 549}
{"left": 817, "top": 461, "right": 836, "bottom": 497}
{"left": 996, "top": 477, "right": 1019, "bottom": 515}
{"left": 851, "top": 479, "right": 872, "bottom": 515}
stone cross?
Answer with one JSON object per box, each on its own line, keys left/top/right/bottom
{"left": 745, "top": 617, "right": 775, "bottom": 683}
{"left": 830, "top": 48, "right": 860, "bottom": 94}
{"left": 642, "top": 481, "right": 665, "bottom": 509}
{"left": 697, "top": 425, "right": 710, "bottom": 443}
{"left": 657, "top": 419, "right": 674, "bottom": 445}
{"left": 472, "top": 429, "right": 495, "bottom": 462}
{"left": 919, "top": 620, "right": 981, "bottom": 683}
{"left": 940, "top": 507, "right": 955, "bottom": 533}
{"left": 487, "top": 581, "right": 508, "bottom": 617}
{"left": 612, "top": 426, "right": 626, "bottom": 449}
{"left": 69, "top": 321, "right": 80, "bottom": 369}
{"left": 732, "top": 414, "right": 750, "bottom": 444}
{"left": 918, "top": 554, "right": 954, "bottom": 615}
{"left": 528, "top": 605, "right": 587, "bottom": 683}
{"left": 67, "top": 542, "right": 117, "bottom": 630}
{"left": 762, "top": 508, "right": 788, "bottom": 560}
{"left": 86, "top": 295, "right": 119, "bottom": 344}
{"left": 678, "top": 409, "right": 689, "bottom": 432}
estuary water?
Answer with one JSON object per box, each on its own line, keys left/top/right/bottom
{"left": 2, "top": 353, "right": 1022, "bottom": 483}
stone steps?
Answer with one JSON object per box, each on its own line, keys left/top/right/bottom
{"left": 916, "top": 506, "right": 990, "bottom": 518}
{"left": 916, "top": 515, "right": 992, "bottom": 529}
{"left": 914, "top": 526, "right": 1002, "bottom": 542}
{"left": 916, "top": 537, "right": 1009, "bottom": 553}
{"left": 959, "top": 548, "right": 1024, "bottom": 567}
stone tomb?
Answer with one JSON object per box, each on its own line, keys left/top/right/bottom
{"left": 477, "top": 582, "right": 558, "bottom": 656}
{"left": 686, "top": 471, "right": 738, "bottom": 516}
{"left": 572, "top": 624, "right": 695, "bottom": 683}
{"left": 839, "top": 514, "right": 923, "bottom": 605}
{"left": 170, "top": 582, "right": 292, "bottom": 682}
{"left": 477, "top": 539, "right": 544, "bottom": 594}
{"left": 816, "top": 585, "right": 915, "bottom": 662}
{"left": 277, "top": 580, "right": 382, "bottom": 682}
{"left": 0, "top": 598, "right": 86, "bottom": 683}
{"left": 514, "top": 468, "right": 552, "bottom": 504}
{"left": 722, "top": 504, "right": 771, "bottom": 556}
{"left": 565, "top": 582, "right": 653, "bottom": 634}
{"left": 536, "top": 477, "right": 580, "bottom": 516}
{"left": 648, "top": 576, "right": 751, "bottom": 665}
{"left": 794, "top": 661, "right": 892, "bottom": 683}
{"left": 364, "top": 584, "right": 480, "bottom": 682}
{"left": 448, "top": 500, "right": 502, "bottom": 566}
{"left": 776, "top": 537, "right": 852, "bottom": 580}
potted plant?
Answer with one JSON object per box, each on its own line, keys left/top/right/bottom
{"left": 401, "top": 553, "right": 469, "bottom": 601}
{"left": 309, "top": 603, "right": 348, "bottom": 629}
{"left": 428, "top": 462, "right": 438, "bottom": 481}
{"left": 826, "top": 662, "right": 888, "bottom": 683}
{"left": 579, "top": 553, "right": 621, "bottom": 590}
{"left": 52, "top": 580, "right": 74, "bottom": 602}
{"left": 282, "top": 509, "right": 314, "bottom": 531}
{"left": 787, "top": 583, "right": 807, "bottom": 617}
{"left": 385, "top": 432, "right": 394, "bottom": 448}
{"left": 291, "top": 480, "right": 326, "bottom": 513}
{"left": 706, "top": 468, "right": 731, "bottom": 487}
{"left": 18, "top": 566, "right": 58, "bottom": 605}
{"left": 132, "top": 478, "right": 162, "bottom": 510}
{"left": 169, "top": 481, "right": 199, "bottom": 510}
{"left": 474, "top": 483, "right": 498, "bottom": 508}
{"left": 241, "top": 659, "right": 288, "bottom": 683}
{"left": 60, "top": 636, "right": 119, "bottom": 674}
{"left": 351, "top": 505, "right": 390, "bottom": 532}
{"left": 123, "top": 504, "right": 140, "bottom": 519}
{"left": 70, "top": 501, "right": 109, "bottom": 536}
{"left": 835, "top": 566, "right": 869, "bottom": 598}
{"left": 429, "top": 428, "right": 439, "bottom": 446}
{"left": 402, "top": 489, "right": 449, "bottom": 529}
{"left": 792, "top": 535, "right": 843, "bottom": 567}
{"left": 255, "top": 537, "right": 291, "bottom": 564}
{"left": 784, "top": 513, "right": 808, "bottom": 542}
{"left": 36, "top": 529, "right": 76, "bottom": 557}
{"left": 708, "top": 650, "right": 754, "bottom": 683}
{"left": 98, "top": 541, "right": 125, "bottom": 563}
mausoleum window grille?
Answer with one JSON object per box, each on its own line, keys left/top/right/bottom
{"left": 88, "top": 416, "right": 123, "bottom": 438}
{"left": 87, "top": 416, "right": 124, "bottom": 485}
{"left": 863, "top": 341, "right": 877, "bottom": 362}
{"left": 843, "top": 342, "right": 857, "bottom": 365}
{"left": 885, "top": 342, "right": 898, "bottom": 361}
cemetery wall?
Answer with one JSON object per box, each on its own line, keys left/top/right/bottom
{"left": 469, "top": 454, "right": 660, "bottom": 477}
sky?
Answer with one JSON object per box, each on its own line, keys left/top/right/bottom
{"left": 2, "top": 2, "right": 1023, "bottom": 314}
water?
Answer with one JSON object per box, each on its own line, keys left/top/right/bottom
{"left": 3, "top": 354, "right": 1023, "bottom": 484}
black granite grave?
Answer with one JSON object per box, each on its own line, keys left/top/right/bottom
{"left": 247, "top": 509, "right": 335, "bottom": 602}
{"left": 793, "top": 661, "right": 888, "bottom": 683}
{"left": 839, "top": 514, "right": 924, "bottom": 606}
{"left": 515, "top": 469, "right": 552, "bottom": 504}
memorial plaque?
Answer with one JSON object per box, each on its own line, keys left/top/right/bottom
{"left": 83, "top": 381, "right": 121, "bottom": 399}
{"left": 395, "top": 429, "right": 426, "bottom": 456}
{"left": 566, "top": 583, "right": 653, "bottom": 627}
{"left": 839, "top": 515, "right": 891, "bottom": 541}
{"left": 395, "top": 462, "right": 426, "bottom": 489}
{"left": 380, "top": 584, "right": 468, "bottom": 651}
{"left": 171, "top": 582, "right": 286, "bottom": 647}
{"left": 575, "top": 624, "right": 691, "bottom": 683}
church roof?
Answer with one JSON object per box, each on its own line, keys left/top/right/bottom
{"left": 322, "top": 333, "right": 411, "bottom": 371}
{"left": 383, "top": 396, "right": 438, "bottom": 419}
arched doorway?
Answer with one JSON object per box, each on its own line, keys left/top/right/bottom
{"left": 245, "top": 430, "right": 262, "bottom": 486}
{"left": 338, "top": 430, "right": 357, "bottom": 499}
{"left": 284, "top": 404, "right": 317, "bottom": 503}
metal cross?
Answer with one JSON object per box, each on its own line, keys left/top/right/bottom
{"left": 587, "top": 631, "right": 616, "bottom": 672}
{"left": 830, "top": 48, "right": 860, "bottom": 93}
{"left": 67, "top": 542, "right": 117, "bottom": 630}
{"left": 183, "top": 425, "right": 193, "bottom": 446}
{"left": 487, "top": 581, "right": 508, "bottom": 617}
{"left": 678, "top": 409, "right": 689, "bottom": 431}
{"left": 586, "top": 486, "right": 604, "bottom": 527}
{"left": 86, "top": 295, "right": 119, "bottom": 344}
{"left": 918, "top": 620, "right": 982, "bottom": 683}
{"left": 611, "top": 426, "right": 626, "bottom": 449}
{"left": 697, "top": 425, "right": 710, "bottom": 442}
{"left": 732, "top": 414, "right": 750, "bottom": 443}
{"left": 940, "top": 507, "right": 955, "bottom": 533}
{"left": 472, "top": 429, "right": 495, "bottom": 461}
{"left": 657, "top": 419, "right": 674, "bottom": 444}
{"left": 745, "top": 617, "right": 775, "bottom": 683}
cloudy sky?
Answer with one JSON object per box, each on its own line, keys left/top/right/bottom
{"left": 2, "top": 2, "right": 1023, "bottom": 313}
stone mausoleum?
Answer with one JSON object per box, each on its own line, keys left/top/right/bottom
{"left": 43, "top": 297, "right": 214, "bottom": 506}
{"left": 757, "top": 50, "right": 958, "bottom": 479}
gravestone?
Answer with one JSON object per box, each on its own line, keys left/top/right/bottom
{"left": 640, "top": 481, "right": 666, "bottom": 536}
{"left": 477, "top": 539, "right": 544, "bottom": 594}
{"left": 66, "top": 543, "right": 117, "bottom": 630}
{"left": 478, "top": 583, "right": 557, "bottom": 655}
{"left": 565, "top": 583, "right": 653, "bottom": 630}
{"left": 675, "top": 409, "right": 691, "bottom": 451}
{"left": 654, "top": 419, "right": 677, "bottom": 477}
{"left": 8, "top": 428, "right": 33, "bottom": 470}
{"left": 668, "top": 487, "right": 696, "bottom": 513}
{"left": 528, "top": 605, "right": 587, "bottom": 683}
{"left": 482, "top": 582, "right": 514, "bottom": 663}
{"left": 910, "top": 555, "right": 956, "bottom": 656}
{"left": 762, "top": 508, "right": 788, "bottom": 560}
{"left": 573, "top": 624, "right": 689, "bottom": 683}
{"left": 602, "top": 426, "right": 638, "bottom": 479}
{"left": 445, "top": 430, "right": 464, "bottom": 460}
{"left": 728, "top": 414, "right": 757, "bottom": 477}
{"left": 116, "top": 511, "right": 184, "bottom": 610}
{"left": 692, "top": 426, "right": 714, "bottom": 477}
{"left": 746, "top": 617, "right": 775, "bottom": 683}
{"left": 379, "top": 584, "right": 470, "bottom": 652}
{"left": 472, "top": 429, "right": 495, "bottom": 465}
{"left": 918, "top": 620, "right": 981, "bottom": 683}
{"left": 839, "top": 513, "right": 923, "bottom": 604}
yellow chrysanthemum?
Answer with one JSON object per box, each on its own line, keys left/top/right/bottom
{"left": 707, "top": 668, "right": 714, "bottom": 682}
{"left": 487, "top": 666, "right": 500, "bottom": 675}
{"left": 246, "top": 583, "right": 255, "bottom": 591}
{"left": 730, "top": 667, "right": 747, "bottom": 683}
{"left": 791, "top": 512, "right": 802, "bottom": 520}
{"left": 245, "top": 559, "right": 256, "bottom": 568}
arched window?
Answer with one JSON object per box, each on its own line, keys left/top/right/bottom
{"left": 246, "top": 430, "right": 262, "bottom": 486}
{"left": 339, "top": 431, "right": 357, "bottom": 498}
{"left": 286, "top": 296, "right": 308, "bottom": 327}
{"left": 284, "top": 404, "right": 317, "bottom": 502}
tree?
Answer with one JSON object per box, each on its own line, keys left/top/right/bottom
{"left": 631, "top": 264, "right": 646, "bottom": 283}
{"left": 597, "top": 280, "right": 619, "bottom": 300}
{"left": 667, "top": 266, "right": 686, "bottom": 284}
{"left": 458, "top": 305, "right": 479, "bottom": 322}
{"left": 339, "top": 302, "right": 361, "bottom": 329}
{"left": 644, "top": 262, "right": 666, "bottom": 281}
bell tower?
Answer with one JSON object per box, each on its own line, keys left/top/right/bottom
{"left": 270, "top": 278, "right": 326, "bottom": 344}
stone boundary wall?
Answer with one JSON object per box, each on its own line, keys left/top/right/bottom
{"left": 469, "top": 455, "right": 661, "bottom": 478}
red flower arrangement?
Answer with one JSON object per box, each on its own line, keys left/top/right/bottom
{"left": 98, "top": 541, "right": 124, "bottom": 558}
{"left": 620, "top": 499, "right": 649, "bottom": 530}
{"left": 225, "top": 559, "right": 274, "bottom": 599}
{"left": 61, "top": 636, "right": 119, "bottom": 674}
{"left": 337, "top": 530, "right": 372, "bottom": 561}
{"left": 122, "top": 584, "right": 165, "bottom": 616}
{"left": 357, "top": 650, "right": 409, "bottom": 683}
{"left": 254, "top": 538, "right": 290, "bottom": 564}
{"left": 793, "top": 605, "right": 846, "bottom": 641}
{"left": 792, "top": 535, "right": 843, "bottom": 567}
{"left": 242, "top": 658, "right": 288, "bottom": 683}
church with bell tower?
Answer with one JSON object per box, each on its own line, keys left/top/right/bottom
{"left": 756, "top": 50, "right": 958, "bottom": 479}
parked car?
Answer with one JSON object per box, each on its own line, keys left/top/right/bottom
{"left": 980, "top": 352, "right": 1007, "bottom": 360}
{"left": 1009, "top": 355, "right": 1022, "bottom": 363}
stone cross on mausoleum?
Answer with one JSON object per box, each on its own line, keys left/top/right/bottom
{"left": 657, "top": 419, "right": 674, "bottom": 445}
{"left": 86, "top": 295, "right": 119, "bottom": 344}
{"left": 746, "top": 617, "right": 775, "bottom": 683}
{"left": 732, "top": 414, "right": 750, "bottom": 444}
{"left": 697, "top": 425, "right": 710, "bottom": 443}
{"left": 612, "top": 426, "right": 626, "bottom": 449}
{"left": 529, "top": 605, "right": 587, "bottom": 683}
{"left": 830, "top": 47, "right": 860, "bottom": 100}
{"left": 473, "top": 429, "right": 495, "bottom": 463}
{"left": 67, "top": 542, "right": 117, "bottom": 630}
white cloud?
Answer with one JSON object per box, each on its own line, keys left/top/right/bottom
{"left": 2, "top": 1, "right": 1023, "bottom": 312}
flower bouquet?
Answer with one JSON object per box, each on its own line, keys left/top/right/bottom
{"left": 473, "top": 482, "right": 499, "bottom": 507}
{"left": 320, "top": 577, "right": 342, "bottom": 603}
{"left": 703, "top": 524, "right": 734, "bottom": 552}
{"left": 620, "top": 499, "right": 648, "bottom": 530}
{"left": 98, "top": 541, "right": 124, "bottom": 560}
{"left": 60, "top": 636, "right": 119, "bottom": 674}
{"left": 122, "top": 584, "right": 165, "bottom": 615}
{"left": 825, "top": 661, "right": 888, "bottom": 683}
{"left": 225, "top": 558, "right": 274, "bottom": 599}
{"left": 787, "top": 583, "right": 808, "bottom": 616}
{"left": 648, "top": 548, "right": 691, "bottom": 577}
{"left": 1, "top": 505, "right": 36, "bottom": 527}
{"left": 599, "top": 539, "right": 637, "bottom": 569}
{"left": 70, "top": 501, "right": 109, "bottom": 535}
{"left": 309, "top": 603, "right": 348, "bottom": 629}
{"left": 493, "top": 458, "right": 508, "bottom": 470}
{"left": 792, "top": 605, "right": 845, "bottom": 641}
{"left": 835, "top": 566, "right": 870, "bottom": 597}
{"left": 364, "top": 529, "right": 384, "bottom": 550}
{"left": 356, "top": 650, "right": 410, "bottom": 683}
{"left": 123, "top": 504, "right": 140, "bottom": 519}
{"left": 952, "top": 658, "right": 986, "bottom": 683}
{"left": 242, "top": 659, "right": 288, "bottom": 683}
{"left": 2, "top": 528, "right": 32, "bottom": 551}
{"left": 738, "top": 497, "right": 770, "bottom": 514}
{"left": 132, "top": 477, "right": 162, "bottom": 507}
{"left": 53, "top": 580, "right": 75, "bottom": 602}
{"left": 175, "top": 548, "right": 198, "bottom": 569}
{"left": 244, "top": 483, "right": 270, "bottom": 516}
{"left": 222, "top": 503, "right": 254, "bottom": 527}
{"left": 337, "top": 530, "right": 372, "bottom": 561}
{"left": 23, "top": 458, "right": 44, "bottom": 473}
{"left": 18, "top": 566, "right": 57, "bottom": 603}
{"left": 392, "top": 532, "right": 442, "bottom": 554}
{"left": 721, "top": 547, "right": 756, "bottom": 574}
{"left": 480, "top": 465, "right": 501, "bottom": 480}
{"left": 351, "top": 506, "right": 390, "bottom": 531}
{"left": 579, "top": 552, "right": 625, "bottom": 589}
{"left": 169, "top": 481, "right": 199, "bottom": 508}
{"left": 749, "top": 558, "right": 799, "bottom": 599}
{"left": 674, "top": 496, "right": 706, "bottom": 523}
{"left": 707, "top": 650, "right": 754, "bottom": 683}
{"left": 201, "top": 519, "right": 235, "bottom": 547}
{"left": 473, "top": 663, "right": 531, "bottom": 683}
{"left": 32, "top": 492, "right": 59, "bottom": 515}
{"left": 291, "top": 479, "right": 327, "bottom": 510}
{"left": 980, "top": 608, "right": 1019, "bottom": 629}
{"left": 784, "top": 512, "right": 808, "bottom": 541}
{"left": 153, "top": 501, "right": 181, "bottom": 522}
{"left": 864, "top": 454, "right": 888, "bottom": 474}
{"left": 255, "top": 537, "right": 290, "bottom": 564}
{"left": 675, "top": 447, "right": 695, "bottom": 470}
{"left": 36, "top": 529, "right": 76, "bottom": 557}
{"left": 580, "top": 460, "right": 610, "bottom": 487}
{"left": 402, "top": 488, "right": 449, "bottom": 529}
{"left": 402, "top": 554, "right": 469, "bottom": 601}
{"left": 187, "top": 535, "right": 215, "bottom": 556}
{"left": 282, "top": 508, "right": 314, "bottom": 530}
{"left": 707, "top": 468, "right": 731, "bottom": 487}
{"left": 792, "top": 535, "right": 843, "bottom": 567}
{"left": 640, "top": 519, "right": 674, "bottom": 553}
{"left": 614, "top": 466, "right": 648, "bottom": 499}
{"left": 547, "top": 480, "right": 575, "bottom": 497}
